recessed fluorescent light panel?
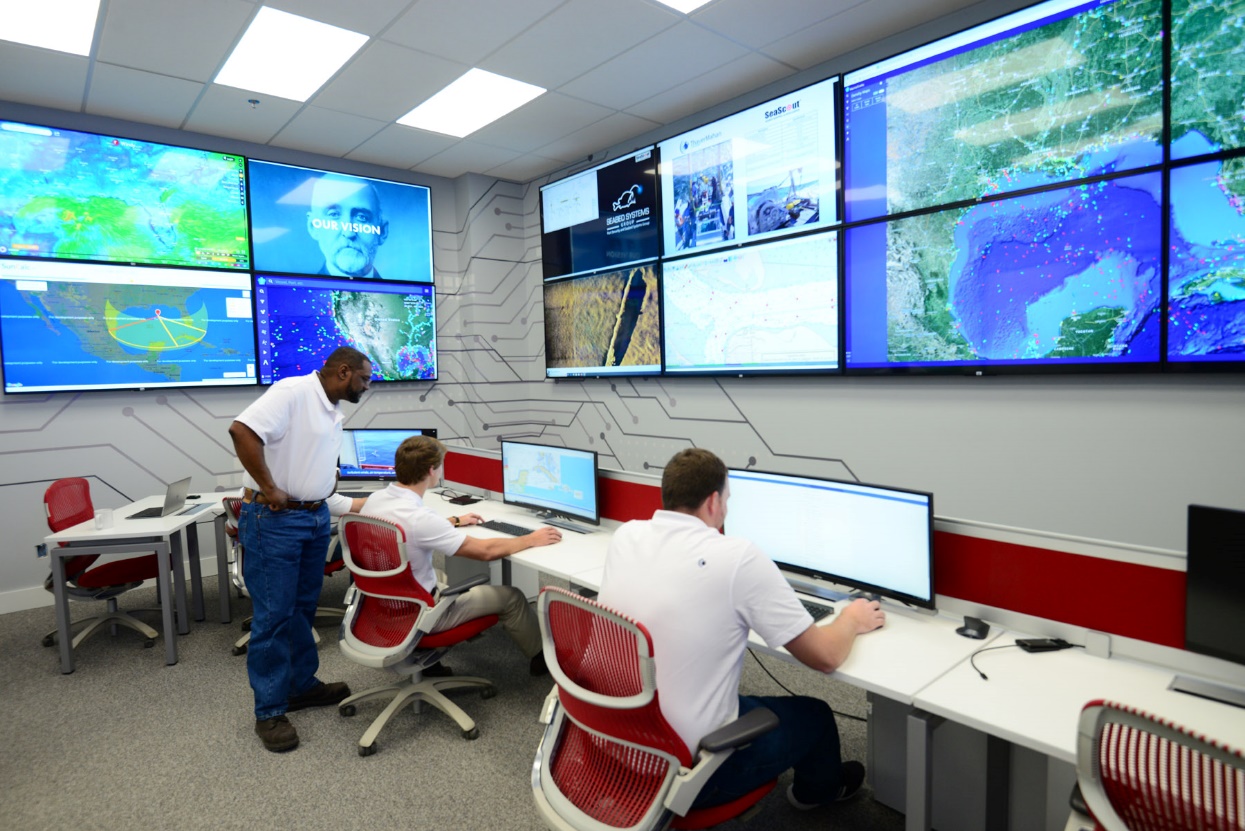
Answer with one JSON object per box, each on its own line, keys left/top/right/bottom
{"left": 654, "top": 0, "right": 714, "bottom": 13}
{"left": 215, "top": 6, "right": 368, "bottom": 102}
{"left": 0, "top": 0, "right": 100, "bottom": 56}
{"left": 397, "top": 69, "right": 545, "bottom": 138}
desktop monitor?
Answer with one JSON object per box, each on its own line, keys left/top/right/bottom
{"left": 500, "top": 440, "right": 600, "bottom": 528}
{"left": 338, "top": 428, "right": 438, "bottom": 482}
{"left": 247, "top": 159, "right": 432, "bottom": 283}
{"left": 725, "top": 469, "right": 935, "bottom": 609}
{"left": 0, "top": 258, "right": 257, "bottom": 393}
{"left": 253, "top": 273, "right": 437, "bottom": 384}
{"left": 1185, "top": 504, "right": 1245, "bottom": 667}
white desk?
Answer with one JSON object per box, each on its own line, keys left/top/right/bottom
{"left": 44, "top": 494, "right": 214, "bottom": 673}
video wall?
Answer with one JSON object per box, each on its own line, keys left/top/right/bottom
{"left": 538, "top": 0, "right": 1245, "bottom": 377}
{"left": 0, "top": 121, "right": 435, "bottom": 394}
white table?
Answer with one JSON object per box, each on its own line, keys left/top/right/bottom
{"left": 44, "top": 494, "right": 214, "bottom": 673}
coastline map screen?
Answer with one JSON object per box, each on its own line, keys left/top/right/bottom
{"left": 544, "top": 264, "right": 662, "bottom": 377}
{"left": 501, "top": 440, "right": 599, "bottom": 526}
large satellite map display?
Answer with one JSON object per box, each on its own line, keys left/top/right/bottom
{"left": 0, "top": 121, "right": 249, "bottom": 270}
{"left": 1171, "top": 0, "right": 1245, "bottom": 158}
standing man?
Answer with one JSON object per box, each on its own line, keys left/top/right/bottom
{"left": 361, "top": 435, "right": 562, "bottom": 675}
{"left": 229, "top": 346, "right": 373, "bottom": 752}
{"left": 598, "top": 448, "right": 886, "bottom": 812}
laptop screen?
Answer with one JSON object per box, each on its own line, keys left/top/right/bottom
{"left": 338, "top": 429, "right": 438, "bottom": 482}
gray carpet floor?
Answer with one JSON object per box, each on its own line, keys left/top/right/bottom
{"left": 0, "top": 573, "right": 907, "bottom": 831}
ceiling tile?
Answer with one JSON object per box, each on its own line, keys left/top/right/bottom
{"left": 97, "top": 0, "right": 255, "bottom": 81}
{"left": 183, "top": 84, "right": 301, "bottom": 146}
{"left": 0, "top": 43, "right": 87, "bottom": 111}
{"left": 383, "top": 0, "right": 563, "bottom": 66}
{"left": 485, "top": 153, "right": 566, "bottom": 184}
{"left": 269, "top": 106, "right": 388, "bottom": 157}
{"left": 467, "top": 93, "right": 615, "bottom": 154}
{"left": 559, "top": 20, "right": 748, "bottom": 111}
{"left": 345, "top": 124, "right": 456, "bottom": 169}
{"left": 265, "top": 0, "right": 413, "bottom": 36}
{"left": 691, "top": 0, "right": 860, "bottom": 50}
{"left": 480, "top": 0, "right": 680, "bottom": 90}
{"left": 625, "top": 51, "right": 796, "bottom": 125}
{"left": 532, "top": 111, "right": 662, "bottom": 165}
{"left": 312, "top": 40, "right": 467, "bottom": 122}
{"left": 85, "top": 64, "right": 203, "bottom": 128}
{"left": 416, "top": 140, "right": 520, "bottom": 179}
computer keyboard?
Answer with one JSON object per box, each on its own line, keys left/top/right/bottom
{"left": 800, "top": 598, "right": 835, "bottom": 621}
{"left": 479, "top": 519, "right": 534, "bottom": 537}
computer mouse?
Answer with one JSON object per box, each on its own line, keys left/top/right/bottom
{"left": 956, "top": 615, "right": 990, "bottom": 639}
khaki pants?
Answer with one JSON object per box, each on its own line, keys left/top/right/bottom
{"left": 431, "top": 579, "right": 541, "bottom": 659}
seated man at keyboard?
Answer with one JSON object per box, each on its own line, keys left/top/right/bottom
{"left": 361, "top": 436, "right": 562, "bottom": 676}
{"left": 598, "top": 448, "right": 885, "bottom": 813}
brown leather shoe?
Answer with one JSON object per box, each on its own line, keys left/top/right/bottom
{"left": 288, "top": 681, "right": 351, "bottom": 711}
{"left": 255, "top": 715, "right": 299, "bottom": 752}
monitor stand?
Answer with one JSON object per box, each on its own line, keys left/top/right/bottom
{"left": 1169, "top": 675, "right": 1245, "bottom": 710}
{"left": 535, "top": 512, "right": 593, "bottom": 534}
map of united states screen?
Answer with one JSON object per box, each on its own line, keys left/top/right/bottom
{"left": 0, "top": 120, "right": 249, "bottom": 269}
{"left": 0, "top": 259, "right": 257, "bottom": 393}
{"left": 254, "top": 274, "right": 436, "bottom": 385}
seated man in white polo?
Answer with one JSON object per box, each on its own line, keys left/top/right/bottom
{"left": 361, "top": 435, "right": 561, "bottom": 675}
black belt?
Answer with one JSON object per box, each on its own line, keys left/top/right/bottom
{"left": 242, "top": 487, "right": 327, "bottom": 511}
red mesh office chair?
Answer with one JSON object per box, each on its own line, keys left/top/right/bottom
{"left": 227, "top": 495, "right": 347, "bottom": 656}
{"left": 1069, "top": 698, "right": 1245, "bottom": 831}
{"left": 336, "top": 513, "right": 499, "bottom": 756}
{"left": 531, "top": 586, "right": 779, "bottom": 831}
{"left": 41, "top": 477, "right": 163, "bottom": 650}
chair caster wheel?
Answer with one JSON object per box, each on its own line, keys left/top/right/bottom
{"left": 340, "top": 704, "right": 356, "bottom": 717}
{"left": 481, "top": 686, "right": 497, "bottom": 700}
{"left": 143, "top": 639, "right": 156, "bottom": 648}
{"left": 231, "top": 645, "right": 247, "bottom": 656}
{"left": 41, "top": 634, "right": 55, "bottom": 648}
{"left": 358, "top": 743, "right": 376, "bottom": 757}
{"left": 462, "top": 727, "right": 480, "bottom": 740}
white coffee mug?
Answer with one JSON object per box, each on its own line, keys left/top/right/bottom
{"left": 93, "top": 509, "right": 113, "bottom": 529}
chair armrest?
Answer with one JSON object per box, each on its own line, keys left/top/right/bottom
{"left": 436, "top": 573, "right": 490, "bottom": 600}
{"left": 697, "top": 706, "right": 779, "bottom": 753}
{"left": 418, "top": 574, "right": 491, "bottom": 632}
{"left": 1063, "top": 783, "right": 1093, "bottom": 831}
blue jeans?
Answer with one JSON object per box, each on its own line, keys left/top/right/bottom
{"left": 691, "top": 695, "right": 844, "bottom": 809}
{"left": 239, "top": 502, "right": 332, "bottom": 720}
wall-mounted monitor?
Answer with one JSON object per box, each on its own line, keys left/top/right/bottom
{"left": 658, "top": 76, "right": 838, "bottom": 257}
{"left": 540, "top": 149, "right": 659, "bottom": 280}
{"left": 1171, "top": 0, "right": 1245, "bottom": 160}
{"left": 661, "top": 230, "right": 840, "bottom": 375}
{"left": 0, "top": 258, "right": 256, "bottom": 393}
{"left": 842, "top": 0, "right": 1163, "bottom": 223}
{"left": 544, "top": 264, "right": 662, "bottom": 378}
{"left": 844, "top": 171, "right": 1163, "bottom": 372}
{"left": 0, "top": 120, "right": 249, "bottom": 269}
{"left": 338, "top": 427, "right": 438, "bottom": 482}
{"left": 500, "top": 439, "right": 599, "bottom": 530}
{"left": 726, "top": 469, "right": 935, "bottom": 609}
{"left": 248, "top": 159, "right": 432, "bottom": 283}
{"left": 1166, "top": 158, "right": 1245, "bottom": 367}
{"left": 254, "top": 274, "right": 436, "bottom": 385}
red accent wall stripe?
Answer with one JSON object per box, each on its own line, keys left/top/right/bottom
{"left": 600, "top": 478, "right": 663, "bottom": 523}
{"left": 445, "top": 451, "right": 502, "bottom": 494}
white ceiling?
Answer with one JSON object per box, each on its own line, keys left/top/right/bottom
{"left": 0, "top": 0, "right": 1001, "bottom": 183}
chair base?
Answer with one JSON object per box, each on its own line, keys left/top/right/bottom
{"left": 42, "top": 608, "right": 161, "bottom": 650}
{"left": 338, "top": 673, "right": 496, "bottom": 754}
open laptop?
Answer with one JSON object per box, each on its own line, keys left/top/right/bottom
{"left": 127, "top": 477, "right": 200, "bottom": 520}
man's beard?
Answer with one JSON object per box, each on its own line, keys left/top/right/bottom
{"left": 331, "top": 244, "right": 371, "bottom": 276}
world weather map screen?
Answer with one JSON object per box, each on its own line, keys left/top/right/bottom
{"left": 0, "top": 259, "right": 257, "bottom": 393}
{"left": 662, "top": 230, "right": 840, "bottom": 374}
{"left": 500, "top": 440, "right": 600, "bottom": 527}
{"left": 0, "top": 120, "right": 249, "bottom": 269}
{"left": 254, "top": 274, "right": 437, "bottom": 385}
{"left": 338, "top": 428, "right": 438, "bottom": 481}
{"left": 844, "top": 171, "right": 1163, "bottom": 370}
{"left": 544, "top": 264, "right": 662, "bottom": 378}
{"left": 843, "top": 0, "right": 1163, "bottom": 223}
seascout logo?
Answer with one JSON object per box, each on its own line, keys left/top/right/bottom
{"left": 764, "top": 100, "right": 800, "bottom": 119}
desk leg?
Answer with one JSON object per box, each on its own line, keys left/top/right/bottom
{"left": 186, "top": 525, "right": 205, "bottom": 622}
{"left": 214, "top": 514, "right": 231, "bottom": 623}
{"left": 985, "top": 734, "right": 1010, "bottom": 830}
{"left": 156, "top": 542, "right": 178, "bottom": 666}
{"left": 170, "top": 532, "right": 190, "bottom": 636}
{"left": 52, "top": 552, "right": 74, "bottom": 674}
{"left": 905, "top": 710, "right": 943, "bottom": 831}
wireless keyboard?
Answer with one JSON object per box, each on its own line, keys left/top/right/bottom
{"left": 479, "top": 519, "right": 534, "bottom": 537}
{"left": 800, "top": 598, "right": 834, "bottom": 621}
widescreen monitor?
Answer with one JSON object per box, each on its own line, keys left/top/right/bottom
{"left": 0, "top": 119, "right": 249, "bottom": 269}
{"left": 540, "top": 148, "right": 659, "bottom": 280}
{"left": 1185, "top": 504, "right": 1245, "bottom": 668}
{"left": 661, "top": 230, "right": 839, "bottom": 375}
{"left": 1166, "top": 158, "right": 1245, "bottom": 367}
{"left": 844, "top": 171, "right": 1163, "bottom": 372}
{"left": 658, "top": 76, "right": 837, "bottom": 258}
{"left": 500, "top": 440, "right": 599, "bottom": 528}
{"left": 842, "top": 0, "right": 1163, "bottom": 223}
{"left": 0, "top": 258, "right": 256, "bottom": 393}
{"left": 544, "top": 264, "right": 662, "bottom": 378}
{"left": 254, "top": 274, "right": 436, "bottom": 385}
{"left": 726, "top": 469, "right": 935, "bottom": 609}
{"left": 248, "top": 160, "right": 432, "bottom": 283}
{"left": 338, "top": 428, "right": 438, "bottom": 482}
